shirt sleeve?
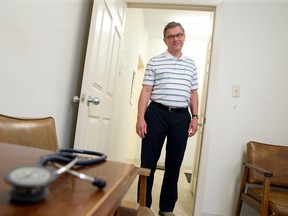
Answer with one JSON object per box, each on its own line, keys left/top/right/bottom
{"left": 142, "top": 58, "right": 155, "bottom": 86}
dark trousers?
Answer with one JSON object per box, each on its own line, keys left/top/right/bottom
{"left": 139, "top": 102, "right": 190, "bottom": 212}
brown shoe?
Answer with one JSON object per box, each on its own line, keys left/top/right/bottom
{"left": 158, "top": 211, "right": 175, "bottom": 216}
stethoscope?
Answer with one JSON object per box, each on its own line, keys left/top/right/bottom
{"left": 5, "top": 148, "right": 107, "bottom": 203}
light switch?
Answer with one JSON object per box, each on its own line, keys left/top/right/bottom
{"left": 232, "top": 85, "right": 240, "bottom": 97}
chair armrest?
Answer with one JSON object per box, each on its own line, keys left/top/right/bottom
{"left": 139, "top": 167, "right": 151, "bottom": 177}
{"left": 244, "top": 162, "right": 273, "bottom": 177}
{"left": 242, "top": 162, "right": 272, "bottom": 215}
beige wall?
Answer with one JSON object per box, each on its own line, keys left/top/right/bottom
{"left": 108, "top": 8, "right": 150, "bottom": 162}
{"left": 196, "top": 0, "right": 288, "bottom": 215}
{"left": 0, "top": 0, "right": 93, "bottom": 148}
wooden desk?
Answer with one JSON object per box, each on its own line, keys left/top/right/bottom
{"left": 0, "top": 143, "right": 139, "bottom": 216}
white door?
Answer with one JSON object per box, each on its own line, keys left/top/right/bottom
{"left": 73, "top": 0, "right": 126, "bottom": 152}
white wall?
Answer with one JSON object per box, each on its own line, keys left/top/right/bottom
{"left": 107, "top": 8, "right": 150, "bottom": 162}
{"left": 117, "top": 8, "right": 149, "bottom": 162}
{"left": 196, "top": 0, "right": 288, "bottom": 215}
{"left": 0, "top": 0, "right": 93, "bottom": 148}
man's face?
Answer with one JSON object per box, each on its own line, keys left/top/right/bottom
{"left": 163, "top": 26, "right": 185, "bottom": 53}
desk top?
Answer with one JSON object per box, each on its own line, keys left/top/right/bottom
{"left": 0, "top": 143, "right": 138, "bottom": 216}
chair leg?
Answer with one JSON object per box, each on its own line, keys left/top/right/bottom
{"left": 138, "top": 168, "right": 151, "bottom": 206}
{"left": 235, "top": 166, "right": 249, "bottom": 216}
{"left": 260, "top": 177, "right": 270, "bottom": 216}
{"left": 116, "top": 167, "right": 152, "bottom": 216}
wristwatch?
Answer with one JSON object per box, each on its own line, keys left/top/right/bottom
{"left": 192, "top": 114, "right": 199, "bottom": 119}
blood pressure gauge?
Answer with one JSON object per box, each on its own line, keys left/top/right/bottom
{"left": 5, "top": 166, "right": 56, "bottom": 203}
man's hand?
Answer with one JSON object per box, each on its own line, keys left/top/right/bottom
{"left": 136, "top": 117, "right": 147, "bottom": 139}
{"left": 188, "top": 118, "right": 198, "bottom": 137}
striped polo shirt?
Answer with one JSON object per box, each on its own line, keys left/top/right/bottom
{"left": 143, "top": 51, "right": 198, "bottom": 108}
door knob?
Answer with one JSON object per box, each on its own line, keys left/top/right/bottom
{"left": 73, "top": 96, "right": 80, "bottom": 103}
{"left": 72, "top": 95, "right": 100, "bottom": 106}
{"left": 73, "top": 94, "right": 85, "bottom": 103}
{"left": 87, "top": 96, "right": 100, "bottom": 106}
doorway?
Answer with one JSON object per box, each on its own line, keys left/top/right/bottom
{"left": 124, "top": 4, "right": 215, "bottom": 215}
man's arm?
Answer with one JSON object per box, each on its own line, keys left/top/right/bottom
{"left": 188, "top": 89, "right": 199, "bottom": 137}
{"left": 136, "top": 85, "right": 153, "bottom": 139}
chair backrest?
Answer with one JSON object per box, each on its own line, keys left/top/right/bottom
{"left": 0, "top": 114, "right": 58, "bottom": 151}
{"left": 247, "top": 141, "right": 288, "bottom": 187}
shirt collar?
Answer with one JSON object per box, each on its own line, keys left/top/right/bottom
{"left": 164, "top": 50, "right": 187, "bottom": 61}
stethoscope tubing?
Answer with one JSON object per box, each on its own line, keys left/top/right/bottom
{"left": 57, "top": 148, "right": 107, "bottom": 166}
{"left": 42, "top": 148, "right": 107, "bottom": 188}
{"left": 38, "top": 148, "right": 107, "bottom": 166}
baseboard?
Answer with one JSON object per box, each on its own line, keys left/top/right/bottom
{"left": 126, "top": 158, "right": 140, "bottom": 165}
{"left": 202, "top": 213, "right": 223, "bottom": 216}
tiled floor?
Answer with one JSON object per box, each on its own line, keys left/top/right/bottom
{"left": 125, "top": 168, "right": 194, "bottom": 216}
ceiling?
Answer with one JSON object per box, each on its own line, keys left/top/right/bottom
{"left": 127, "top": 0, "right": 215, "bottom": 41}
{"left": 142, "top": 8, "right": 214, "bottom": 40}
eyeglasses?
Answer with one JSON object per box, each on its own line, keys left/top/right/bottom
{"left": 165, "top": 32, "right": 185, "bottom": 40}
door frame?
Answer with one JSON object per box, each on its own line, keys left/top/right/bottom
{"left": 126, "top": 2, "right": 216, "bottom": 215}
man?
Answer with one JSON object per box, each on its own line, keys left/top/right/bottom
{"left": 136, "top": 21, "right": 199, "bottom": 216}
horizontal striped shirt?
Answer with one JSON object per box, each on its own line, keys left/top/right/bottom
{"left": 143, "top": 51, "right": 198, "bottom": 108}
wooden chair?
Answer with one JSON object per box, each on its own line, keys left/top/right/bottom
{"left": 235, "top": 141, "right": 288, "bottom": 216}
{"left": 0, "top": 114, "right": 58, "bottom": 151}
{"left": 117, "top": 167, "right": 155, "bottom": 216}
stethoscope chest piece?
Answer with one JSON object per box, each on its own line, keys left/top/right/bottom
{"left": 5, "top": 166, "right": 56, "bottom": 203}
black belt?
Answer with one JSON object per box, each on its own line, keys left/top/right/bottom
{"left": 151, "top": 101, "right": 188, "bottom": 113}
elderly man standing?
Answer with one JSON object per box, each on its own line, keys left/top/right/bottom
{"left": 136, "top": 21, "right": 199, "bottom": 216}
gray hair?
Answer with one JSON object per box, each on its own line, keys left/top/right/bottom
{"left": 163, "top": 22, "right": 185, "bottom": 38}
